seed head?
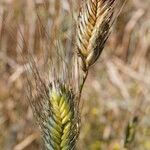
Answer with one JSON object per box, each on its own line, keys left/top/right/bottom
{"left": 76, "top": 0, "right": 117, "bottom": 71}
{"left": 28, "top": 79, "right": 80, "bottom": 150}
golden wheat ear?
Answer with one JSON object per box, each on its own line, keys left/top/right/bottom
{"left": 76, "top": 0, "right": 117, "bottom": 71}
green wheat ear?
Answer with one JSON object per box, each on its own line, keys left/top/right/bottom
{"left": 28, "top": 83, "right": 79, "bottom": 150}
{"left": 37, "top": 83, "right": 80, "bottom": 150}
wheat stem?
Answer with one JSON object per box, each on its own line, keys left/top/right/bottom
{"left": 79, "top": 70, "right": 88, "bottom": 100}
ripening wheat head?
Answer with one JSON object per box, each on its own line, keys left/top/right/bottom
{"left": 76, "top": 0, "right": 117, "bottom": 71}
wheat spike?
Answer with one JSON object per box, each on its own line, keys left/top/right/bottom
{"left": 29, "top": 80, "right": 79, "bottom": 150}
{"left": 43, "top": 83, "right": 79, "bottom": 150}
{"left": 76, "top": 0, "right": 116, "bottom": 70}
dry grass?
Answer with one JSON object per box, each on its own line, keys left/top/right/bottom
{"left": 0, "top": 0, "right": 150, "bottom": 150}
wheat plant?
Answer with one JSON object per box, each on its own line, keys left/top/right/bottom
{"left": 25, "top": 0, "right": 119, "bottom": 149}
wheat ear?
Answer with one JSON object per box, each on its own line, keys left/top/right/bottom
{"left": 76, "top": 0, "right": 116, "bottom": 71}
{"left": 28, "top": 79, "right": 79, "bottom": 150}
{"left": 43, "top": 84, "right": 79, "bottom": 150}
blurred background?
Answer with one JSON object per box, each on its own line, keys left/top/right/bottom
{"left": 0, "top": 0, "right": 150, "bottom": 150}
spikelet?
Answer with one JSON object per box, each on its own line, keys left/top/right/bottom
{"left": 76, "top": 0, "right": 117, "bottom": 71}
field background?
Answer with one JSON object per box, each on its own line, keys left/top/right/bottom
{"left": 0, "top": 0, "right": 150, "bottom": 150}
